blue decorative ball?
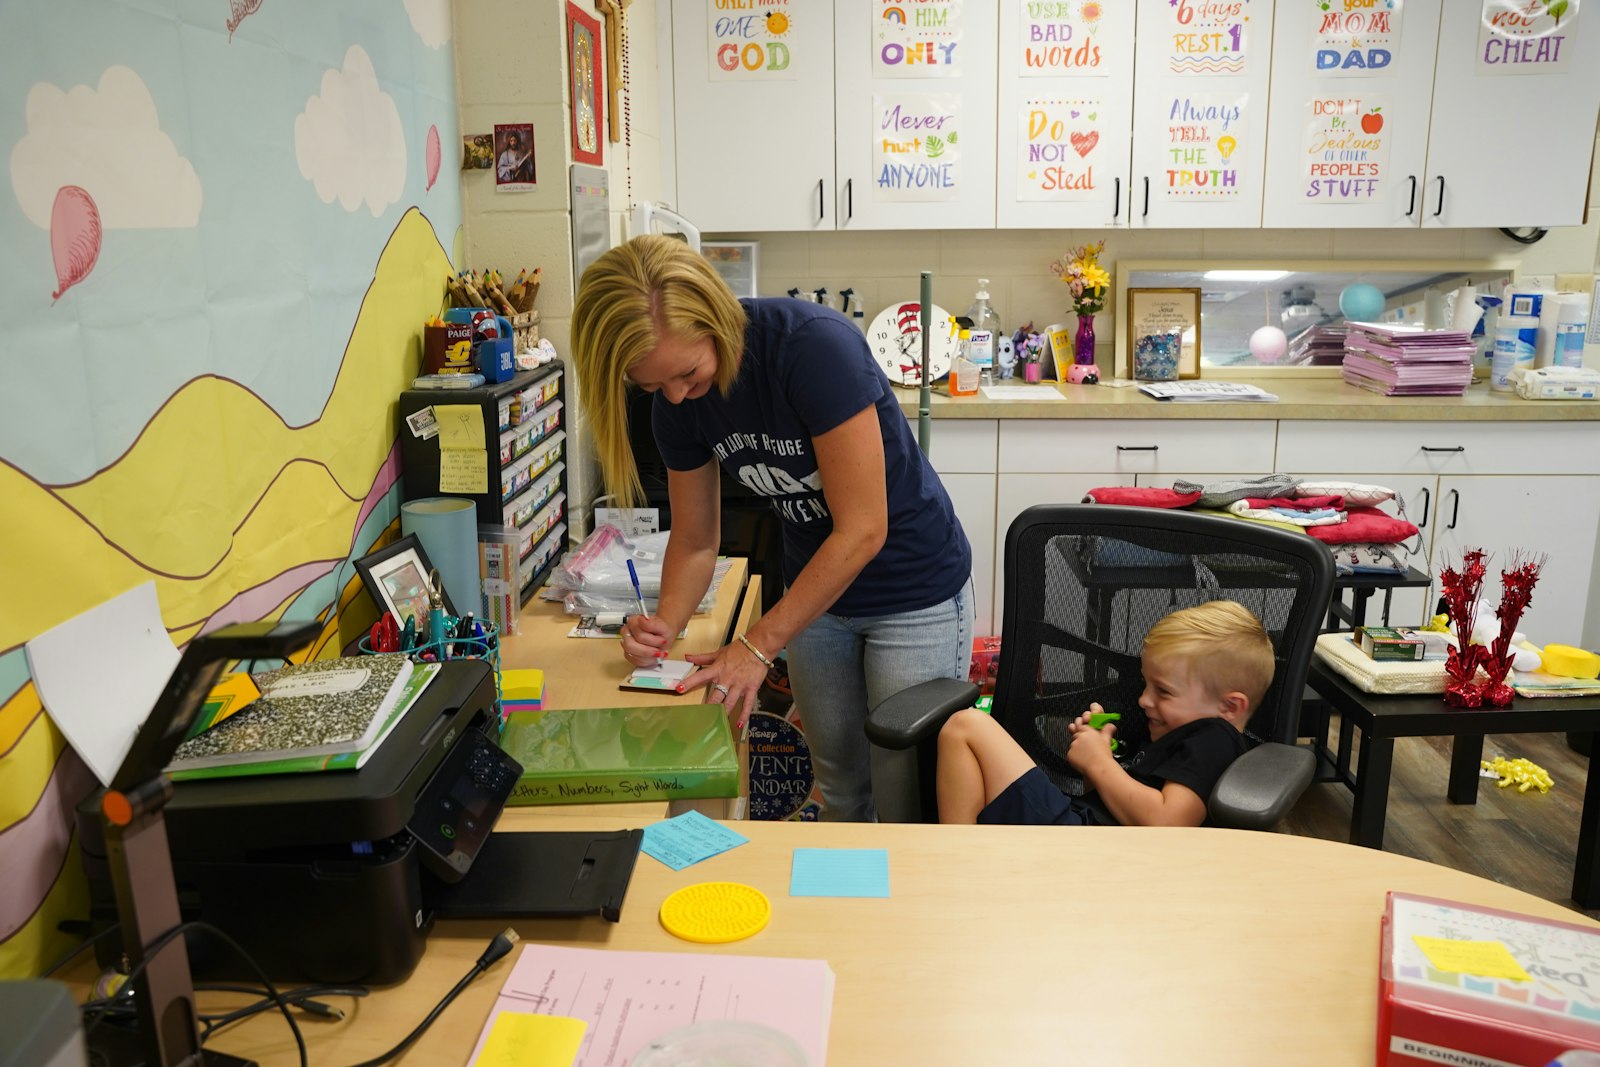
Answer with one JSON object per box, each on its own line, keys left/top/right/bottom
{"left": 1339, "top": 283, "right": 1386, "bottom": 322}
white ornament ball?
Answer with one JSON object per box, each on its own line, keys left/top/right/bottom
{"left": 1249, "top": 325, "right": 1289, "bottom": 364}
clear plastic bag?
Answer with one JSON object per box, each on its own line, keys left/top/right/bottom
{"left": 549, "top": 524, "right": 714, "bottom": 615}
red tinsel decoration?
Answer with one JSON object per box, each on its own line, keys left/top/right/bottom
{"left": 1437, "top": 548, "right": 1544, "bottom": 708}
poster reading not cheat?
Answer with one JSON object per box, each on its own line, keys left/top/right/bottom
{"left": 708, "top": 0, "right": 795, "bottom": 81}
{"left": 874, "top": 0, "right": 965, "bottom": 77}
{"left": 874, "top": 93, "right": 962, "bottom": 202}
{"left": 1016, "top": 97, "right": 1103, "bottom": 201}
{"left": 1015, "top": 1, "right": 1112, "bottom": 76}
{"left": 1477, "top": 0, "right": 1579, "bottom": 75}
{"left": 1300, "top": 95, "right": 1391, "bottom": 204}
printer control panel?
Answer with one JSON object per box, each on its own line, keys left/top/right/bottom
{"left": 409, "top": 726, "right": 523, "bottom": 883}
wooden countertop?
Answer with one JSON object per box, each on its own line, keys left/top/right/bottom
{"left": 894, "top": 376, "right": 1600, "bottom": 421}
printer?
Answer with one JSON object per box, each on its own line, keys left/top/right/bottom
{"left": 76, "top": 658, "right": 639, "bottom": 986}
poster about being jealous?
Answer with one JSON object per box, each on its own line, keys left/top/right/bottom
{"left": 708, "top": 0, "right": 795, "bottom": 81}
{"left": 1016, "top": 1, "right": 1112, "bottom": 77}
{"left": 1161, "top": 93, "right": 1247, "bottom": 200}
{"left": 1016, "top": 97, "right": 1102, "bottom": 200}
{"left": 874, "top": 0, "right": 964, "bottom": 77}
{"left": 1309, "top": 0, "right": 1404, "bottom": 76}
{"left": 1300, "top": 95, "right": 1391, "bottom": 203}
{"left": 1161, "top": 0, "right": 1256, "bottom": 75}
{"left": 1477, "top": 0, "right": 1578, "bottom": 76}
{"left": 873, "top": 93, "right": 962, "bottom": 201}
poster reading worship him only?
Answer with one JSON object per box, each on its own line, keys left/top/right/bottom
{"left": 1309, "top": 0, "right": 1404, "bottom": 76}
{"left": 1162, "top": 93, "right": 1248, "bottom": 200}
{"left": 873, "top": 93, "right": 962, "bottom": 201}
{"left": 1015, "top": 1, "right": 1113, "bottom": 77}
{"left": 1300, "top": 95, "right": 1391, "bottom": 204}
{"left": 708, "top": 0, "right": 795, "bottom": 81}
{"left": 1016, "top": 97, "right": 1103, "bottom": 201}
{"left": 1477, "top": 0, "right": 1579, "bottom": 75}
{"left": 874, "top": 0, "right": 965, "bottom": 77}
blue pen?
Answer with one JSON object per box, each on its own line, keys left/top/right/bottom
{"left": 626, "top": 559, "right": 648, "bottom": 619}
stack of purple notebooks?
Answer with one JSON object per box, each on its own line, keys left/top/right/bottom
{"left": 1287, "top": 324, "right": 1349, "bottom": 366}
{"left": 1341, "top": 322, "right": 1476, "bottom": 396}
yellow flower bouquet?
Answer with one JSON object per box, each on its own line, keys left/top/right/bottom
{"left": 1049, "top": 240, "right": 1110, "bottom": 316}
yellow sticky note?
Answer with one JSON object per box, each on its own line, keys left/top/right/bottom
{"left": 435, "top": 404, "right": 486, "bottom": 450}
{"left": 439, "top": 448, "right": 488, "bottom": 493}
{"left": 475, "top": 1013, "right": 586, "bottom": 1067}
{"left": 1412, "top": 936, "right": 1532, "bottom": 982}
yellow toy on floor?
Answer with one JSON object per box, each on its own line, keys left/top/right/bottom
{"left": 1480, "top": 756, "right": 1553, "bottom": 794}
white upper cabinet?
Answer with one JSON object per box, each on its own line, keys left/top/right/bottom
{"left": 996, "top": 0, "right": 1137, "bottom": 228}
{"left": 1128, "top": 0, "right": 1276, "bottom": 228}
{"left": 835, "top": 0, "right": 999, "bottom": 229}
{"left": 1263, "top": 0, "right": 1443, "bottom": 228}
{"left": 1422, "top": 0, "right": 1600, "bottom": 228}
{"left": 668, "top": 1, "right": 837, "bottom": 232}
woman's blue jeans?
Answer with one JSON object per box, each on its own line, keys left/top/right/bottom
{"left": 785, "top": 578, "right": 975, "bottom": 822}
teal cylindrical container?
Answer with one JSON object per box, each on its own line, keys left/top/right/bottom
{"left": 1490, "top": 314, "right": 1538, "bottom": 392}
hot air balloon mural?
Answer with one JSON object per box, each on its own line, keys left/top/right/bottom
{"left": 49, "top": 185, "right": 101, "bottom": 303}
{"left": 1217, "top": 135, "right": 1237, "bottom": 161}
{"left": 425, "top": 124, "right": 441, "bottom": 191}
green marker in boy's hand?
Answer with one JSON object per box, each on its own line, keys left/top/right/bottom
{"left": 1087, "top": 710, "right": 1122, "bottom": 753}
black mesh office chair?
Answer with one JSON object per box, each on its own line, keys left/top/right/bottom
{"left": 866, "top": 504, "right": 1336, "bottom": 829}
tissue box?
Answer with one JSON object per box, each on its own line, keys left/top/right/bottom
{"left": 1357, "top": 626, "right": 1426, "bottom": 662}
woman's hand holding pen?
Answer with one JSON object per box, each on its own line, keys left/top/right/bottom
{"left": 620, "top": 614, "right": 672, "bottom": 666}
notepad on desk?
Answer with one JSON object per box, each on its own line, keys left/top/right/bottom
{"left": 1138, "top": 381, "right": 1278, "bottom": 402}
{"left": 620, "top": 658, "right": 695, "bottom": 693}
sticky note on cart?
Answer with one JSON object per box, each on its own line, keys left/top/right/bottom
{"left": 473, "top": 1012, "right": 586, "bottom": 1067}
{"left": 642, "top": 809, "right": 749, "bottom": 870}
{"left": 790, "top": 848, "right": 890, "bottom": 898}
{"left": 1412, "top": 936, "right": 1531, "bottom": 982}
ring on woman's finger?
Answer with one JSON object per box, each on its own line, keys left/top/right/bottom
{"left": 713, "top": 684, "right": 730, "bottom": 697}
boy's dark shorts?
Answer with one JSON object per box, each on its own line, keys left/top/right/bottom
{"left": 977, "top": 766, "right": 1088, "bottom": 826}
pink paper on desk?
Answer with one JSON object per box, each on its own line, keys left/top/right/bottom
{"left": 468, "top": 943, "right": 836, "bottom": 1066}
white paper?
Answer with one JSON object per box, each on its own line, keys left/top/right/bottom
{"left": 25, "top": 582, "right": 180, "bottom": 786}
{"left": 980, "top": 385, "right": 1068, "bottom": 400}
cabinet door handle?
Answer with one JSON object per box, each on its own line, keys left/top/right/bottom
{"left": 1433, "top": 176, "right": 1445, "bottom": 218}
{"left": 1416, "top": 486, "right": 1430, "bottom": 528}
{"left": 1113, "top": 177, "right": 1121, "bottom": 220}
{"left": 1142, "top": 176, "right": 1150, "bottom": 218}
{"left": 817, "top": 179, "right": 825, "bottom": 222}
{"left": 1420, "top": 445, "right": 1465, "bottom": 453}
{"left": 1406, "top": 176, "right": 1418, "bottom": 217}
{"left": 846, "top": 178, "right": 853, "bottom": 221}
{"left": 1447, "top": 488, "right": 1460, "bottom": 530}
{"left": 1115, "top": 445, "right": 1159, "bottom": 452}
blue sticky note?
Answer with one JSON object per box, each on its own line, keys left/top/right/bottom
{"left": 641, "top": 809, "right": 749, "bottom": 871}
{"left": 789, "top": 848, "right": 890, "bottom": 898}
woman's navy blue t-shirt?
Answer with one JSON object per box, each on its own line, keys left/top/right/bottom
{"left": 651, "top": 298, "right": 971, "bottom": 617}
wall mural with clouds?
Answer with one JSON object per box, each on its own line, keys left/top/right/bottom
{"left": 0, "top": 0, "right": 462, "bottom": 977}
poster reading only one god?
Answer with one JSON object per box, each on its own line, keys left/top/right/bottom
{"left": 874, "top": 0, "right": 965, "bottom": 78}
{"left": 1162, "top": 93, "right": 1248, "bottom": 200}
{"left": 1477, "top": 0, "right": 1579, "bottom": 75}
{"left": 1301, "top": 95, "right": 1391, "bottom": 203}
{"left": 873, "top": 93, "right": 962, "bottom": 201}
{"left": 1016, "top": 97, "right": 1103, "bottom": 200}
{"left": 708, "top": 0, "right": 796, "bottom": 81}
{"left": 1161, "top": 0, "right": 1256, "bottom": 75}
{"left": 1017, "top": 1, "right": 1112, "bottom": 77}
{"left": 1310, "top": 0, "right": 1404, "bottom": 76}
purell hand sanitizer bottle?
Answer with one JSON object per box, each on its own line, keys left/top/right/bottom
{"left": 966, "top": 279, "right": 1003, "bottom": 387}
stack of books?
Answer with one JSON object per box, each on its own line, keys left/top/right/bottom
{"left": 1341, "top": 322, "right": 1475, "bottom": 397}
{"left": 1287, "top": 323, "right": 1348, "bottom": 366}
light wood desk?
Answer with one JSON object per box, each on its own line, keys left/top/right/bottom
{"left": 141, "top": 821, "right": 1597, "bottom": 1067}
{"left": 494, "top": 559, "right": 758, "bottom": 822}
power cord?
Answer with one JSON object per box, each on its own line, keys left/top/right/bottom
{"left": 1499, "top": 227, "right": 1548, "bottom": 245}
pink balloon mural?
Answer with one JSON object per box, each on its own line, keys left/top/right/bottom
{"left": 425, "top": 125, "right": 441, "bottom": 192}
{"left": 50, "top": 185, "right": 102, "bottom": 303}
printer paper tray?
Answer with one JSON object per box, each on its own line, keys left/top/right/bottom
{"left": 428, "top": 829, "right": 643, "bottom": 922}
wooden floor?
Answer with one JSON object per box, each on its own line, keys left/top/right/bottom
{"left": 1280, "top": 718, "right": 1595, "bottom": 919}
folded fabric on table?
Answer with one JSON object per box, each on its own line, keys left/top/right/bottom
{"left": 1302, "top": 506, "right": 1420, "bottom": 548}
{"left": 1194, "top": 507, "right": 1304, "bottom": 534}
{"left": 1293, "top": 481, "right": 1398, "bottom": 508}
{"left": 1329, "top": 543, "right": 1411, "bottom": 575}
{"left": 1081, "top": 486, "right": 1203, "bottom": 508}
{"left": 1241, "top": 494, "right": 1345, "bottom": 512}
{"left": 1172, "top": 473, "right": 1301, "bottom": 509}
{"left": 1314, "top": 632, "right": 1446, "bottom": 694}
{"left": 1226, "top": 500, "right": 1347, "bottom": 527}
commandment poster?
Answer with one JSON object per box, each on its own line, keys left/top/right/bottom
{"left": 874, "top": 0, "right": 965, "bottom": 77}
{"left": 1016, "top": 96, "right": 1104, "bottom": 201}
{"left": 873, "top": 93, "right": 962, "bottom": 202}
{"left": 1477, "top": 0, "right": 1579, "bottom": 75}
{"left": 1159, "top": 0, "right": 1258, "bottom": 75}
{"left": 1160, "top": 92, "right": 1248, "bottom": 201}
{"left": 1015, "top": 0, "right": 1114, "bottom": 76}
{"left": 708, "top": 0, "right": 796, "bottom": 81}
{"left": 1309, "top": 0, "right": 1405, "bottom": 75}
{"left": 1300, "top": 94, "right": 1392, "bottom": 204}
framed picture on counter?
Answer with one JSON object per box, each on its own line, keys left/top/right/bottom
{"left": 355, "top": 535, "right": 456, "bottom": 628}
{"left": 1126, "top": 287, "right": 1202, "bottom": 381}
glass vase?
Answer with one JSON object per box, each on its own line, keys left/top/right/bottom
{"left": 1073, "top": 314, "right": 1096, "bottom": 364}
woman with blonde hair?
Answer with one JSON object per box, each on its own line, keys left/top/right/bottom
{"left": 571, "top": 235, "right": 973, "bottom": 821}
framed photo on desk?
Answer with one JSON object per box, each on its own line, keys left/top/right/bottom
{"left": 355, "top": 535, "right": 455, "bottom": 626}
{"left": 1126, "top": 287, "right": 1201, "bottom": 380}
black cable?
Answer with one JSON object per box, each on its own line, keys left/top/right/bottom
{"left": 339, "top": 928, "right": 521, "bottom": 1067}
{"left": 41, "top": 921, "right": 120, "bottom": 978}
{"left": 1498, "top": 227, "right": 1547, "bottom": 245}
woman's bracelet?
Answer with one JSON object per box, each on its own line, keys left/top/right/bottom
{"left": 736, "top": 633, "right": 777, "bottom": 670}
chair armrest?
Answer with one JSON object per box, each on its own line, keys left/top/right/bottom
{"left": 865, "top": 679, "right": 981, "bottom": 751}
{"left": 1208, "top": 742, "right": 1316, "bottom": 831}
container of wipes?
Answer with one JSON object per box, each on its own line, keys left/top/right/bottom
{"left": 1491, "top": 314, "right": 1538, "bottom": 392}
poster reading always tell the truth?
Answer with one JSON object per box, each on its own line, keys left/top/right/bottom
{"left": 1016, "top": 97, "right": 1103, "bottom": 201}
{"left": 1161, "top": 0, "right": 1257, "bottom": 75}
{"left": 874, "top": 0, "right": 964, "bottom": 77}
{"left": 1161, "top": 93, "right": 1248, "bottom": 200}
{"left": 1299, "top": 94, "right": 1391, "bottom": 203}
{"left": 707, "top": 0, "right": 795, "bottom": 81}
{"left": 1015, "top": 1, "right": 1113, "bottom": 77}
{"left": 1309, "top": 0, "right": 1404, "bottom": 76}
{"left": 1477, "top": 0, "right": 1579, "bottom": 75}
{"left": 873, "top": 93, "right": 962, "bottom": 201}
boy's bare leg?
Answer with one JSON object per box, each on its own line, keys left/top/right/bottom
{"left": 936, "top": 709, "right": 1040, "bottom": 823}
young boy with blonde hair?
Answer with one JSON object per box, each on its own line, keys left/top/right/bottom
{"left": 937, "top": 599, "right": 1275, "bottom": 828}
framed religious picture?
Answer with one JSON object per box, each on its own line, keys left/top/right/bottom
{"left": 493, "top": 122, "right": 536, "bottom": 190}
{"left": 566, "top": 2, "right": 603, "bottom": 167}
{"left": 1125, "top": 288, "right": 1203, "bottom": 381}
{"left": 355, "top": 535, "right": 456, "bottom": 628}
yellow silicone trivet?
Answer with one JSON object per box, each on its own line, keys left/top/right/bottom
{"left": 659, "top": 881, "right": 771, "bottom": 943}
